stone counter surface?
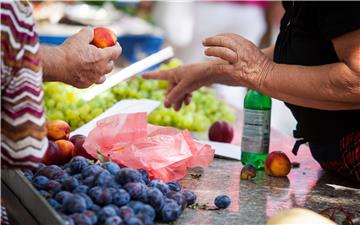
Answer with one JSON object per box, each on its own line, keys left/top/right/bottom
{"left": 168, "top": 116, "right": 360, "bottom": 225}
{"left": 172, "top": 157, "right": 360, "bottom": 225}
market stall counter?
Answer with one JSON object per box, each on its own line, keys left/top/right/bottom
{"left": 2, "top": 110, "right": 359, "bottom": 225}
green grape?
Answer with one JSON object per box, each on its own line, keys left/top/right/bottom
{"left": 45, "top": 99, "right": 56, "bottom": 108}
{"left": 91, "top": 108, "right": 104, "bottom": 117}
{"left": 55, "top": 102, "right": 66, "bottom": 110}
{"left": 167, "top": 58, "right": 183, "bottom": 68}
{"left": 66, "top": 111, "right": 79, "bottom": 120}
{"left": 47, "top": 110, "right": 65, "bottom": 121}
{"left": 78, "top": 105, "right": 91, "bottom": 114}
{"left": 140, "top": 80, "right": 156, "bottom": 91}
{"left": 138, "top": 90, "right": 149, "bottom": 99}
{"left": 162, "top": 115, "right": 172, "bottom": 126}
{"left": 157, "top": 80, "right": 168, "bottom": 89}
{"left": 128, "top": 79, "right": 140, "bottom": 90}
{"left": 180, "top": 114, "right": 194, "bottom": 129}
{"left": 148, "top": 112, "right": 162, "bottom": 124}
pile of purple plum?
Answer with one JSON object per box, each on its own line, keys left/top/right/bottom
{"left": 23, "top": 156, "right": 197, "bottom": 225}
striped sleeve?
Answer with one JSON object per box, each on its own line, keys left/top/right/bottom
{"left": 1, "top": 0, "right": 48, "bottom": 168}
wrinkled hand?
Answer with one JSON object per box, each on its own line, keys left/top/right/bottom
{"left": 144, "top": 59, "right": 230, "bottom": 110}
{"left": 144, "top": 33, "right": 273, "bottom": 110}
{"left": 59, "top": 27, "right": 121, "bottom": 88}
{"left": 202, "top": 33, "right": 274, "bottom": 88}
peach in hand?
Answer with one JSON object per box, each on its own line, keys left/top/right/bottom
{"left": 46, "top": 120, "right": 71, "bottom": 141}
{"left": 55, "top": 140, "right": 74, "bottom": 164}
{"left": 91, "top": 27, "right": 117, "bottom": 48}
{"left": 264, "top": 151, "right": 291, "bottom": 177}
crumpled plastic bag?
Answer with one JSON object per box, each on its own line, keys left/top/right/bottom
{"left": 83, "top": 112, "right": 215, "bottom": 182}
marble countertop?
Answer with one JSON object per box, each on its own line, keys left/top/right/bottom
{"left": 170, "top": 115, "right": 360, "bottom": 225}
{"left": 173, "top": 157, "right": 360, "bottom": 225}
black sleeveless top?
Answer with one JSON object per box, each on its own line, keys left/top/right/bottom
{"left": 274, "top": 1, "right": 360, "bottom": 143}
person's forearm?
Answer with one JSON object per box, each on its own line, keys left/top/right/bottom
{"left": 39, "top": 45, "right": 66, "bottom": 82}
{"left": 259, "top": 62, "right": 360, "bottom": 110}
{"left": 261, "top": 46, "right": 274, "bottom": 61}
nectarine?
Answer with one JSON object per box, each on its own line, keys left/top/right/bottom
{"left": 55, "top": 140, "right": 74, "bottom": 164}
{"left": 264, "top": 151, "right": 291, "bottom": 177}
{"left": 42, "top": 141, "right": 60, "bottom": 165}
{"left": 46, "top": 120, "right": 71, "bottom": 141}
{"left": 91, "top": 27, "right": 117, "bottom": 48}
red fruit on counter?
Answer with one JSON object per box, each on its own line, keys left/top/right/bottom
{"left": 91, "top": 27, "right": 117, "bottom": 48}
{"left": 70, "top": 135, "right": 94, "bottom": 160}
{"left": 208, "top": 121, "right": 234, "bottom": 143}
{"left": 264, "top": 151, "right": 291, "bottom": 177}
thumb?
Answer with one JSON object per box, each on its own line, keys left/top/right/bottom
{"left": 73, "top": 27, "right": 94, "bottom": 43}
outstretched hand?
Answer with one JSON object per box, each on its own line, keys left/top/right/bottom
{"left": 144, "top": 33, "right": 273, "bottom": 111}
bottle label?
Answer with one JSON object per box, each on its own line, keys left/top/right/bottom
{"left": 241, "top": 109, "right": 271, "bottom": 154}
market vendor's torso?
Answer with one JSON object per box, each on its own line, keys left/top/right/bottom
{"left": 274, "top": 1, "right": 360, "bottom": 142}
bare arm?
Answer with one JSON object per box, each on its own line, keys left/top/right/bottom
{"left": 144, "top": 30, "right": 360, "bottom": 111}
{"left": 260, "top": 29, "right": 360, "bottom": 110}
{"left": 40, "top": 45, "right": 67, "bottom": 82}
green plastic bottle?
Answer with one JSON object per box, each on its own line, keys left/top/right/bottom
{"left": 241, "top": 90, "right": 272, "bottom": 169}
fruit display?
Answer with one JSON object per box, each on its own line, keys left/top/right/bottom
{"left": 208, "top": 121, "right": 234, "bottom": 143}
{"left": 264, "top": 151, "right": 291, "bottom": 177}
{"left": 43, "top": 59, "right": 236, "bottom": 132}
{"left": 42, "top": 120, "right": 94, "bottom": 165}
{"left": 91, "top": 27, "right": 117, "bottom": 48}
{"left": 23, "top": 156, "right": 198, "bottom": 225}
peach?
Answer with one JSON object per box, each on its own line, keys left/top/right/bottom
{"left": 264, "top": 151, "right": 291, "bottom": 177}
{"left": 208, "top": 121, "right": 234, "bottom": 143}
{"left": 42, "top": 140, "right": 61, "bottom": 165}
{"left": 70, "top": 134, "right": 94, "bottom": 160}
{"left": 91, "top": 27, "right": 117, "bottom": 48}
{"left": 55, "top": 140, "right": 74, "bottom": 164}
{"left": 46, "top": 120, "right": 71, "bottom": 141}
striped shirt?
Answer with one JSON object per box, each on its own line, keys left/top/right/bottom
{"left": 1, "top": 0, "right": 48, "bottom": 168}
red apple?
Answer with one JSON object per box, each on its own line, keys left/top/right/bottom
{"left": 42, "top": 141, "right": 60, "bottom": 165}
{"left": 264, "top": 151, "right": 291, "bottom": 177}
{"left": 208, "top": 121, "right": 234, "bottom": 143}
{"left": 70, "top": 135, "right": 94, "bottom": 160}
{"left": 91, "top": 27, "right": 117, "bottom": 48}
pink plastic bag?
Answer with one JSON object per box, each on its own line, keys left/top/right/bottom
{"left": 83, "top": 112, "right": 215, "bottom": 182}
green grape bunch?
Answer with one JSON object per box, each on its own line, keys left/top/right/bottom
{"left": 43, "top": 58, "right": 236, "bottom": 131}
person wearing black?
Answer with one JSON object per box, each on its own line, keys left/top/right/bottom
{"left": 144, "top": 1, "right": 360, "bottom": 182}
